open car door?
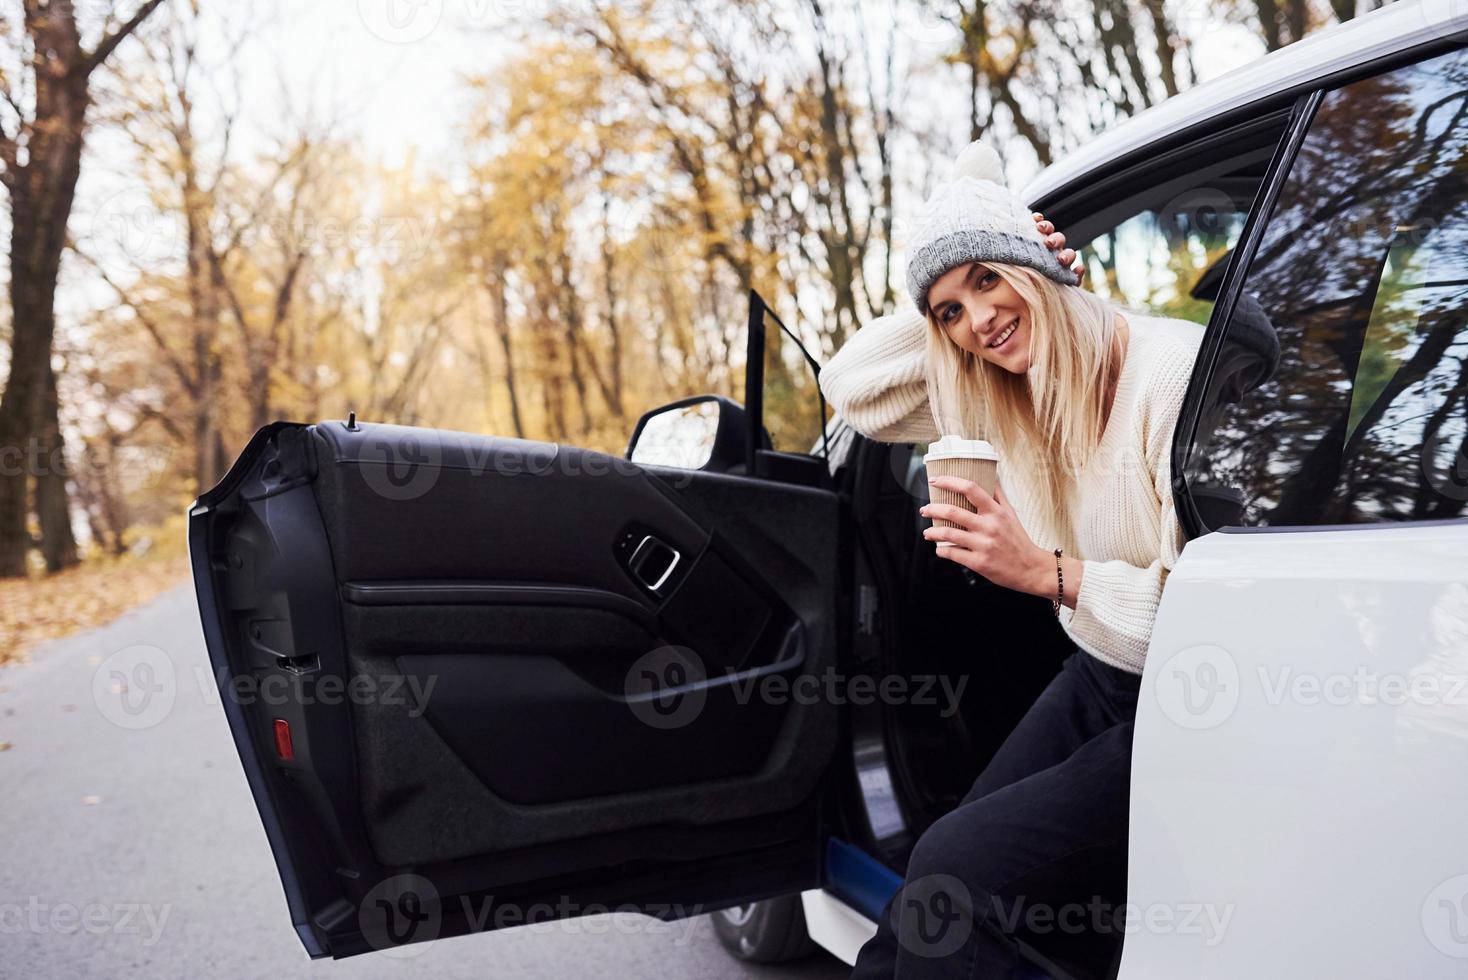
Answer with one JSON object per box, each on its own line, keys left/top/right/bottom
{"left": 187, "top": 297, "right": 842, "bottom": 958}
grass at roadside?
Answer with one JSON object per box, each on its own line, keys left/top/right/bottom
{"left": 0, "top": 516, "right": 191, "bottom": 668}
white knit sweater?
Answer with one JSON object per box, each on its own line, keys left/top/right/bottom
{"left": 818, "top": 303, "right": 1202, "bottom": 674}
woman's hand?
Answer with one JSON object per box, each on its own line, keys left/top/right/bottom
{"left": 1032, "top": 211, "right": 1085, "bottom": 283}
{"left": 921, "top": 475, "right": 1052, "bottom": 596}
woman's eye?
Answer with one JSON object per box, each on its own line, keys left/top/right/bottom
{"left": 941, "top": 305, "right": 959, "bottom": 323}
{"left": 978, "top": 271, "right": 998, "bottom": 288}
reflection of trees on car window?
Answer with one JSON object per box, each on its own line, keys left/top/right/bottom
{"left": 1185, "top": 49, "right": 1468, "bottom": 527}
{"left": 1080, "top": 199, "right": 1249, "bottom": 325}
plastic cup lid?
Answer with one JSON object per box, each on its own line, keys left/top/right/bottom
{"left": 923, "top": 434, "right": 999, "bottom": 462}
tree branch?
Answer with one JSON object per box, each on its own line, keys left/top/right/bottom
{"left": 84, "top": 0, "right": 168, "bottom": 78}
{"left": 72, "top": 248, "right": 200, "bottom": 399}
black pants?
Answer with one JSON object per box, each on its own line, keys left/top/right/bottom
{"left": 850, "top": 649, "right": 1142, "bottom": 980}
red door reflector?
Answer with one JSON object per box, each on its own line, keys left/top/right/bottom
{"left": 273, "top": 718, "right": 295, "bottom": 761}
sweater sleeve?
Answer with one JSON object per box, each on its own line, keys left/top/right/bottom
{"left": 818, "top": 305, "right": 941, "bottom": 444}
{"left": 1061, "top": 345, "right": 1192, "bottom": 674}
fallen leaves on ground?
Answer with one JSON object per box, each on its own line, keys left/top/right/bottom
{"left": 0, "top": 548, "right": 190, "bottom": 668}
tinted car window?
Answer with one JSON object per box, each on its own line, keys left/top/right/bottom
{"left": 1067, "top": 135, "right": 1280, "bottom": 327}
{"left": 1183, "top": 47, "right": 1468, "bottom": 528}
{"left": 1079, "top": 193, "right": 1251, "bottom": 325}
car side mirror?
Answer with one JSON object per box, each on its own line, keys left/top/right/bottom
{"left": 625, "top": 395, "right": 754, "bottom": 473}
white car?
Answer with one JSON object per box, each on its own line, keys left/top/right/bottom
{"left": 190, "top": 2, "right": 1468, "bottom": 977}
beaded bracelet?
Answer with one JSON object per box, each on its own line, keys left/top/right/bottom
{"left": 1052, "top": 547, "right": 1064, "bottom": 616}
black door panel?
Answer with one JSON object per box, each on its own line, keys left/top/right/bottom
{"left": 190, "top": 419, "right": 841, "bottom": 956}
{"left": 390, "top": 639, "right": 801, "bottom": 806}
{"left": 310, "top": 420, "right": 711, "bottom": 592}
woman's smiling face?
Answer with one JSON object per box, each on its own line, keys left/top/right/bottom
{"left": 927, "top": 262, "right": 1032, "bottom": 374}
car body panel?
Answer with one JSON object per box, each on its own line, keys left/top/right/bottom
{"left": 802, "top": 889, "right": 878, "bottom": 966}
{"left": 1122, "top": 523, "right": 1468, "bottom": 976}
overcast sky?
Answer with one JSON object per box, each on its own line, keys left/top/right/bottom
{"left": 233, "top": 0, "right": 1267, "bottom": 179}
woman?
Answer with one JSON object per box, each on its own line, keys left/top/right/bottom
{"left": 818, "top": 140, "right": 1204, "bottom": 979}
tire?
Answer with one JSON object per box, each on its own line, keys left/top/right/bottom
{"left": 712, "top": 894, "right": 818, "bottom": 964}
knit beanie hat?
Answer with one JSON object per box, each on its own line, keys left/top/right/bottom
{"left": 904, "top": 141, "right": 1082, "bottom": 312}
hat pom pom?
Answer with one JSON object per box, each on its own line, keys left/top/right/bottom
{"left": 949, "top": 141, "right": 1006, "bottom": 186}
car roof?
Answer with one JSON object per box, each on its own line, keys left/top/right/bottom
{"left": 1022, "top": 0, "right": 1468, "bottom": 204}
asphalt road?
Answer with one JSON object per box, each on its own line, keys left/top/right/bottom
{"left": 0, "top": 585, "right": 851, "bottom": 979}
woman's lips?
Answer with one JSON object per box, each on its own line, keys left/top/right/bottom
{"left": 988, "top": 319, "right": 1019, "bottom": 352}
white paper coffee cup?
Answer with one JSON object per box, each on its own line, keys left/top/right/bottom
{"left": 923, "top": 436, "right": 1000, "bottom": 548}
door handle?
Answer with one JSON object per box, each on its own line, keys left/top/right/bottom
{"left": 628, "top": 534, "right": 681, "bottom": 595}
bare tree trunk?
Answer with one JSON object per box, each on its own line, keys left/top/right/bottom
{"left": 542, "top": 342, "right": 568, "bottom": 442}
{"left": 0, "top": 77, "right": 87, "bottom": 575}
{"left": 0, "top": 218, "right": 65, "bottom": 575}
{"left": 1254, "top": 0, "right": 1284, "bottom": 50}
{"left": 1143, "top": 0, "right": 1181, "bottom": 98}
{"left": 247, "top": 343, "right": 272, "bottom": 431}
{"left": 526, "top": 272, "right": 569, "bottom": 440}
{"left": 36, "top": 363, "right": 79, "bottom": 572}
{"left": 807, "top": 0, "right": 861, "bottom": 342}
{"left": 1091, "top": 0, "right": 1142, "bottom": 115}
{"left": 598, "top": 196, "right": 626, "bottom": 419}
{"left": 489, "top": 258, "right": 526, "bottom": 438}
{"left": 1109, "top": 0, "right": 1155, "bottom": 108}
{"left": 962, "top": 12, "right": 983, "bottom": 143}
{"left": 870, "top": 33, "right": 897, "bottom": 319}
{"left": 244, "top": 251, "right": 305, "bottom": 430}
{"left": 0, "top": 0, "right": 164, "bottom": 577}
{"left": 175, "top": 83, "right": 227, "bottom": 490}
{"left": 77, "top": 433, "right": 131, "bottom": 556}
{"left": 467, "top": 278, "right": 501, "bottom": 435}
{"left": 553, "top": 250, "right": 593, "bottom": 438}
{"left": 186, "top": 194, "right": 225, "bottom": 490}
{"left": 73, "top": 460, "right": 117, "bottom": 557}
{"left": 1284, "top": 0, "right": 1309, "bottom": 45}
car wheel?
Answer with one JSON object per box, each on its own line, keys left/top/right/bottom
{"left": 712, "top": 895, "right": 817, "bottom": 963}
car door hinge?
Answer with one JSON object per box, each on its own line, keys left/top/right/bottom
{"left": 857, "top": 584, "right": 880, "bottom": 636}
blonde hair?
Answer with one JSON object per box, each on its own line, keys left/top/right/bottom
{"left": 921, "top": 262, "right": 1123, "bottom": 546}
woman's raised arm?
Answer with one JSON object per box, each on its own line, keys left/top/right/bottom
{"left": 819, "top": 304, "right": 938, "bottom": 444}
{"left": 818, "top": 211, "right": 1082, "bottom": 444}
